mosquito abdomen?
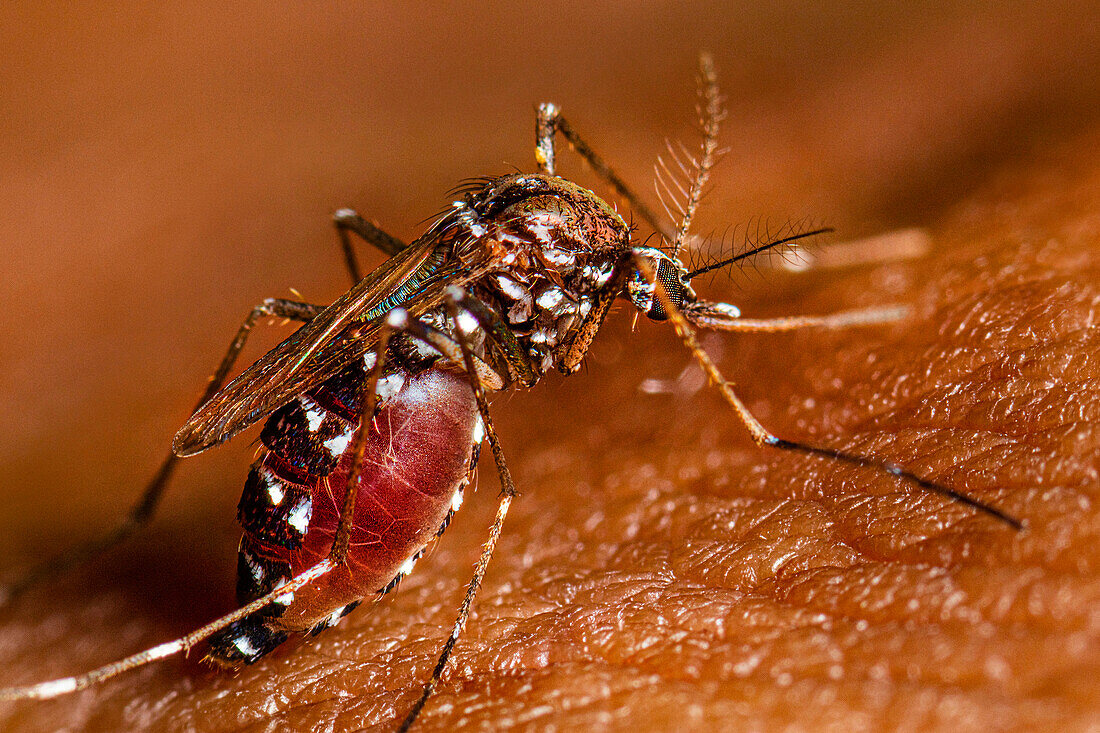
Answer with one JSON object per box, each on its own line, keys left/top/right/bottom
{"left": 207, "top": 365, "right": 479, "bottom": 665}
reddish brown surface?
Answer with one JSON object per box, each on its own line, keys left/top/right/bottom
{"left": 1, "top": 3, "right": 1098, "bottom": 732}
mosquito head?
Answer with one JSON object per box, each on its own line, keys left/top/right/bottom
{"left": 626, "top": 227, "right": 834, "bottom": 324}
{"left": 627, "top": 247, "right": 697, "bottom": 321}
{"left": 627, "top": 246, "right": 745, "bottom": 323}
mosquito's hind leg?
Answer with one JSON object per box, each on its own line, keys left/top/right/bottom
{"left": 206, "top": 305, "right": 407, "bottom": 664}
{"left": 0, "top": 298, "right": 324, "bottom": 608}
{"left": 332, "top": 208, "right": 408, "bottom": 284}
{"left": 395, "top": 288, "right": 519, "bottom": 732}
{"left": 0, "top": 304, "right": 504, "bottom": 700}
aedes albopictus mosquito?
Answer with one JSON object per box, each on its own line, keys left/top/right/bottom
{"left": 0, "top": 54, "right": 1021, "bottom": 730}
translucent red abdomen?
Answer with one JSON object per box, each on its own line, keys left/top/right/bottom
{"left": 208, "top": 364, "right": 478, "bottom": 664}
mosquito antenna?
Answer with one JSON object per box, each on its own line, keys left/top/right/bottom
{"left": 653, "top": 141, "right": 688, "bottom": 230}
{"left": 687, "top": 227, "right": 833, "bottom": 280}
{"left": 661, "top": 52, "right": 725, "bottom": 259}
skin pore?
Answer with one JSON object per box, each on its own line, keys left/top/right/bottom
{"left": 1, "top": 4, "right": 1098, "bottom": 731}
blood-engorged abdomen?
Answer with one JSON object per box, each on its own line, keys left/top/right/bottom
{"left": 207, "top": 363, "right": 479, "bottom": 665}
{"left": 276, "top": 365, "right": 479, "bottom": 630}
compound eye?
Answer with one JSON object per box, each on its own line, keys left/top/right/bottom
{"left": 646, "top": 257, "right": 685, "bottom": 321}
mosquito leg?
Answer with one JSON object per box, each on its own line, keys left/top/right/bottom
{"left": 632, "top": 253, "right": 1023, "bottom": 530}
{"left": 446, "top": 292, "right": 540, "bottom": 387}
{"left": 557, "top": 258, "right": 632, "bottom": 373}
{"left": 396, "top": 288, "right": 518, "bottom": 732}
{"left": 685, "top": 304, "right": 910, "bottom": 333}
{"left": 535, "top": 103, "right": 675, "bottom": 242}
{"left": 332, "top": 208, "right": 408, "bottom": 285}
{"left": 326, "top": 310, "right": 398, "bottom": 564}
{"left": 0, "top": 554, "right": 337, "bottom": 700}
{"left": 0, "top": 298, "right": 325, "bottom": 608}
{"left": 331, "top": 304, "right": 511, "bottom": 725}
{"left": 329, "top": 305, "right": 507, "bottom": 564}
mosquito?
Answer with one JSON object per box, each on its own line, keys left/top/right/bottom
{"left": 0, "top": 54, "right": 1021, "bottom": 730}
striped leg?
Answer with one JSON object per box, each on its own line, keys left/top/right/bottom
{"left": 396, "top": 288, "right": 519, "bottom": 732}
{"left": 0, "top": 305, "right": 505, "bottom": 700}
{"left": 0, "top": 298, "right": 323, "bottom": 609}
{"left": 631, "top": 252, "right": 1022, "bottom": 530}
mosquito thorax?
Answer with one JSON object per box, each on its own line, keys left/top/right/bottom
{"left": 453, "top": 174, "right": 632, "bottom": 376}
{"left": 461, "top": 174, "right": 630, "bottom": 251}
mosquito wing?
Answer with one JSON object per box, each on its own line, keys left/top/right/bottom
{"left": 173, "top": 228, "right": 494, "bottom": 457}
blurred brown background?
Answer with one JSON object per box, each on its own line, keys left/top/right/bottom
{"left": 1, "top": 2, "right": 1098, "bottom": 731}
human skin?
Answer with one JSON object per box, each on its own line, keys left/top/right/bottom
{"left": 2, "top": 125, "right": 1098, "bottom": 733}
{"left": 1, "top": 4, "right": 1099, "bottom": 732}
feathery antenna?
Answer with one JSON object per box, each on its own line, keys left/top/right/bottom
{"left": 655, "top": 52, "right": 726, "bottom": 259}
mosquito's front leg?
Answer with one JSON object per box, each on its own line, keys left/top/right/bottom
{"left": 632, "top": 253, "right": 1023, "bottom": 530}
{"left": 684, "top": 302, "right": 910, "bottom": 333}
{"left": 0, "top": 298, "right": 324, "bottom": 608}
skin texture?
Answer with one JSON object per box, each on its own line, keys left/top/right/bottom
{"left": 1, "top": 3, "right": 1099, "bottom": 732}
